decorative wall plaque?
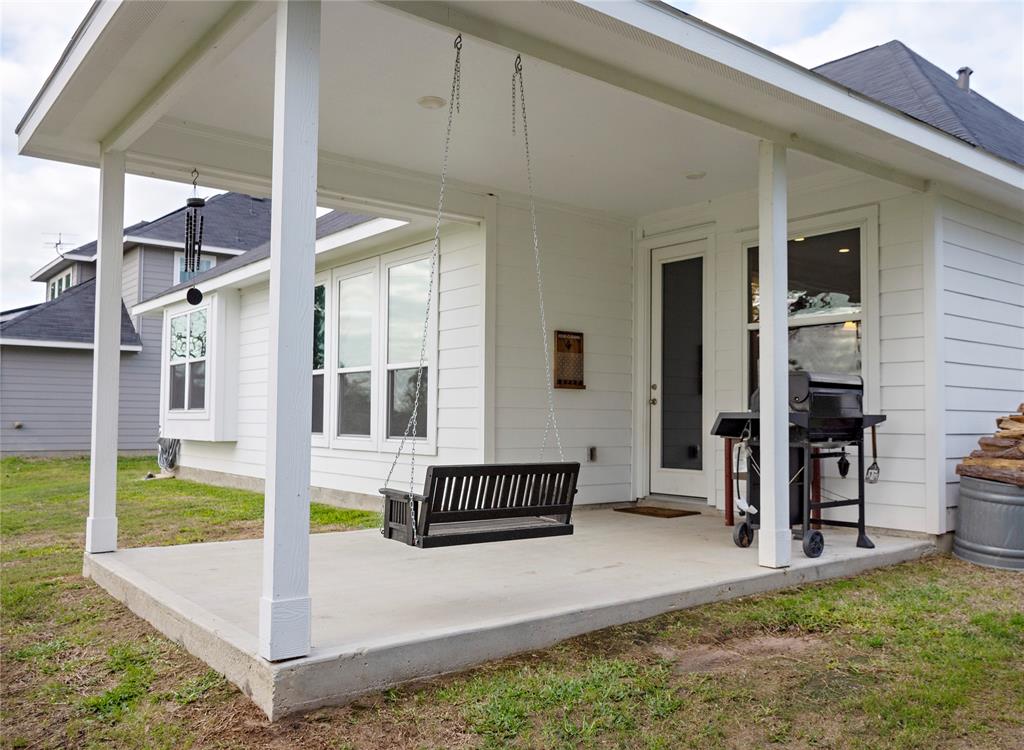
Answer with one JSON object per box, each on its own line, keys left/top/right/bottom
{"left": 554, "top": 331, "right": 585, "bottom": 389}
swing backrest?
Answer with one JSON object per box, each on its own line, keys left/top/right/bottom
{"left": 422, "top": 463, "right": 580, "bottom": 522}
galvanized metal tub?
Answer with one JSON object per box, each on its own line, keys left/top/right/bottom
{"left": 954, "top": 476, "right": 1024, "bottom": 571}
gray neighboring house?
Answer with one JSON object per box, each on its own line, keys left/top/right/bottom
{"left": 0, "top": 192, "right": 274, "bottom": 455}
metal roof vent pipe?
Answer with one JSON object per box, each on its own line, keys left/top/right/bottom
{"left": 956, "top": 66, "right": 973, "bottom": 91}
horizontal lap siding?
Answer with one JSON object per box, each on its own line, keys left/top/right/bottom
{"left": 493, "top": 203, "right": 634, "bottom": 505}
{"left": 0, "top": 345, "right": 159, "bottom": 454}
{"left": 180, "top": 226, "right": 486, "bottom": 497}
{"left": 942, "top": 201, "right": 1024, "bottom": 518}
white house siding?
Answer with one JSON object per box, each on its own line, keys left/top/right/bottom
{"left": 641, "top": 172, "right": 936, "bottom": 533}
{"left": 941, "top": 199, "right": 1024, "bottom": 524}
{"left": 493, "top": 202, "right": 635, "bottom": 505}
{"left": 179, "top": 224, "right": 488, "bottom": 496}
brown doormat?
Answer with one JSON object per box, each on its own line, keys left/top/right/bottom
{"left": 614, "top": 506, "right": 700, "bottom": 519}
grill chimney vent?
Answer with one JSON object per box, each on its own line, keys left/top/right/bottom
{"left": 956, "top": 66, "right": 973, "bottom": 91}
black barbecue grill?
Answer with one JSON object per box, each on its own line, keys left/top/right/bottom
{"left": 711, "top": 372, "right": 885, "bottom": 558}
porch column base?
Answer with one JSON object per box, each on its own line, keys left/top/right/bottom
{"left": 258, "top": 594, "right": 311, "bottom": 662}
{"left": 758, "top": 527, "right": 792, "bottom": 569}
{"left": 85, "top": 515, "right": 118, "bottom": 554}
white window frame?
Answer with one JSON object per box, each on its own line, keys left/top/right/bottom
{"left": 311, "top": 270, "right": 331, "bottom": 448}
{"left": 739, "top": 206, "right": 880, "bottom": 413}
{"left": 173, "top": 251, "right": 216, "bottom": 285}
{"left": 379, "top": 244, "right": 439, "bottom": 455}
{"left": 328, "top": 258, "right": 379, "bottom": 451}
{"left": 49, "top": 268, "right": 73, "bottom": 300}
{"left": 319, "top": 241, "right": 439, "bottom": 455}
{"left": 167, "top": 306, "right": 210, "bottom": 414}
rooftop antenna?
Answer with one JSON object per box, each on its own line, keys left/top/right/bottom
{"left": 42, "top": 232, "right": 79, "bottom": 259}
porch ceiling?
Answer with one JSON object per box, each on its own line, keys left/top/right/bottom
{"left": 18, "top": 1, "right": 1023, "bottom": 215}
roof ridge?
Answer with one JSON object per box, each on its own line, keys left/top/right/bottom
{"left": 892, "top": 42, "right": 982, "bottom": 148}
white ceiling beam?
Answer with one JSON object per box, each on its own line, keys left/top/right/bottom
{"left": 101, "top": 1, "right": 274, "bottom": 153}
{"left": 379, "top": 1, "right": 930, "bottom": 193}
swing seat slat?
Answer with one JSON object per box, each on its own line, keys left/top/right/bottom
{"left": 380, "top": 462, "right": 580, "bottom": 548}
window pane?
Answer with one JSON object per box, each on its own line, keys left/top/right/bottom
{"left": 338, "top": 371, "right": 371, "bottom": 436}
{"left": 189, "top": 309, "right": 207, "bottom": 359}
{"left": 388, "top": 258, "right": 430, "bottom": 363}
{"left": 748, "top": 322, "right": 861, "bottom": 396}
{"left": 188, "top": 361, "right": 206, "bottom": 410}
{"left": 312, "top": 373, "right": 324, "bottom": 434}
{"left": 178, "top": 256, "right": 214, "bottom": 284}
{"left": 388, "top": 367, "right": 427, "bottom": 438}
{"left": 749, "top": 228, "right": 861, "bottom": 324}
{"left": 313, "top": 284, "right": 326, "bottom": 370}
{"left": 170, "top": 316, "right": 188, "bottom": 359}
{"left": 661, "top": 257, "right": 703, "bottom": 471}
{"left": 337, "top": 274, "right": 374, "bottom": 368}
{"left": 169, "top": 364, "right": 186, "bottom": 409}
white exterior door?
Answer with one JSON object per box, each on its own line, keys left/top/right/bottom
{"left": 650, "top": 240, "right": 708, "bottom": 497}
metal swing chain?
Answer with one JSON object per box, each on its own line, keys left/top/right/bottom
{"left": 381, "top": 33, "right": 462, "bottom": 541}
{"left": 513, "top": 55, "right": 564, "bottom": 463}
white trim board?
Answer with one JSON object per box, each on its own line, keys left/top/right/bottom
{"left": 0, "top": 338, "right": 142, "bottom": 352}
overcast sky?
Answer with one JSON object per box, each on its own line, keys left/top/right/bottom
{"left": 2, "top": 0, "right": 1022, "bottom": 310}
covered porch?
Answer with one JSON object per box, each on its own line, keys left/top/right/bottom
{"left": 19, "top": 0, "right": 1013, "bottom": 721}
{"left": 83, "top": 506, "right": 930, "bottom": 719}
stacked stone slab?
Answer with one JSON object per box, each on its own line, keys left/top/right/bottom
{"left": 956, "top": 404, "right": 1024, "bottom": 487}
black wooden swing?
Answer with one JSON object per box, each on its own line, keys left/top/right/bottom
{"left": 379, "top": 37, "right": 579, "bottom": 548}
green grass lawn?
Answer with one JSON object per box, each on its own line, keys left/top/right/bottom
{"left": 2, "top": 455, "right": 1022, "bottom": 749}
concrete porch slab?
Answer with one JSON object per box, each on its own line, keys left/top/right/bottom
{"left": 83, "top": 509, "right": 932, "bottom": 719}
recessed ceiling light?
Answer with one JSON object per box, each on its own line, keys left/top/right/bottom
{"left": 794, "top": 236, "right": 805, "bottom": 242}
{"left": 685, "top": 171, "right": 706, "bottom": 180}
{"left": 838, "top": 247, "right": 851, "bottom": 253}
{"left": 417, "top": 95, "right": 446, "bottom": 109}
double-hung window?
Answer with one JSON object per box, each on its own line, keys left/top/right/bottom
{"left": 334, "top": 264, "right": 377, "bottom": 441}
{"left": 384, "top": 256, "right": 431, "bottom": 439}
{"left": 168, "top": 308, "right": 208, "bottom": 410}
{"left": 312, "top": 244, "right": 436, "bottom": 451}
{"left": 746, "top": 227, "right": 863, "bottom": 395}
{"left": 49, "top": 269, "right": 73, "bottom": 300}
{"left": 312, "top": 281, "right": 327, "bottom": 437}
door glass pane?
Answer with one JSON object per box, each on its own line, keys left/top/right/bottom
{"left": 313, "top": 284, "right": 326, "bottom": 370}
{"left": 388, "top": 367, "right": 427, "bottom": 438}
{"left": 338, "top": 371, "right": 371, "bottom": 436}
{"left": 388, "top": 258, "right": 430, "bottom": 363}
{"left": 188, "top": 361, "right": 206, "bottom": 410}
{"left": 189, "top": 309, "right": 207, "bottom": 358}
{"left": 170, "top": 316, "right": 188, "bottom": 359}
{"left": 661, "top": 257, "right": 702, "bottom": 471}
{"left": 311, "top": 373, "right": 324, "bottom": 434}
{"left": 169, "top": 364, "right": 186, "bottom": 409}
{"left": 337, "top": 274, "right": 373, "bottom": 368}
{"left": 748, "top": 228, "right": 861, "bottom": 323}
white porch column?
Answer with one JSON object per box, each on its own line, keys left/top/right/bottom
{"left": 756, "top": 140, "right": 791, "bottom": 569}
{"left": 259, "top": 0, "right": 320, "bottom": 662}
{"left": 85, "top": 150, "right": 126, "bottom": 554}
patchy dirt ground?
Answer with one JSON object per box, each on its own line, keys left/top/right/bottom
{"left": 2, "top": 456, "right": 1023, "bottom": 749}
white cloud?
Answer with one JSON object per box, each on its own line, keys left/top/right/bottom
{"left": 673, "top": 1, "right": 1023, "bottom": 117}
{"left": 0, "top": 1, "right": 218, "bottom": 310}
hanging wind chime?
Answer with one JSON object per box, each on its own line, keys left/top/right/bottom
{"left": 183, "top": 169, "right": 205, "bottom": 305}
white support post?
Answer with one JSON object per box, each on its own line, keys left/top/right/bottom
{"left": 85, "top": 150, "right": 126, "bottom": 554}
{"left": 259, "top": 0, "right": 320, "bottom": 662}
{"left": 757, "top": 140, "right": 791, "bottom": 569}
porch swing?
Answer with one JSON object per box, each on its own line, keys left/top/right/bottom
{"left": 379, "top": 36, "right": 580, "bottom": 548}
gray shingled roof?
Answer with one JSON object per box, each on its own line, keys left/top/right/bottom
{"left": 72, "top": 192, "right": 274, "bottom": 257}
{"left": 814, "top": 41, "right": 1024, "bottom": 167}
{"left": 143, "top": 210, "right": 373, "bottom": 302}
{"left": 0, "top": 278, "right": 141, "bottom": 347}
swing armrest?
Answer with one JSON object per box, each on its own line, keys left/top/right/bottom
{"left": 379, "top": 488, "right": 427, "bottom": 504}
